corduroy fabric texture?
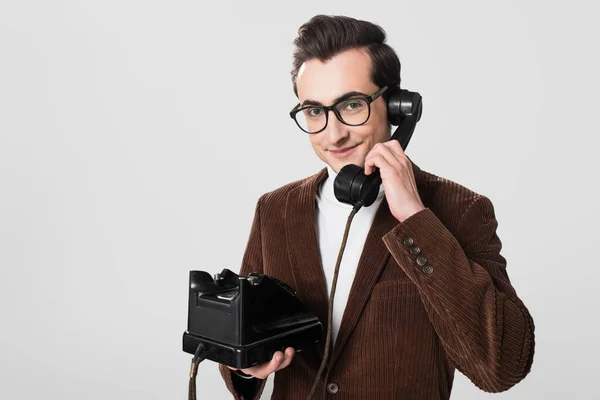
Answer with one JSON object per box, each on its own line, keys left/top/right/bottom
{"left": 217, "top": 158, "right": 535, "bottom": 400}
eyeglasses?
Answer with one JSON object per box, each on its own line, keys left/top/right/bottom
{"left": 289, "top": 86, "right": 388, "bottom": 134}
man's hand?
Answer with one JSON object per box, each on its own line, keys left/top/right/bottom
{"left": 364, "top": 140, "right": 425, "bottom": 223}
{"left": 227, "top": 347, "right": 295, "bottom": 380}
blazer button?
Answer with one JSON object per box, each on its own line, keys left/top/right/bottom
{"left": 326, "top": 382, "right": 339, "bottom": 394}
{"left": 416, "top": 255, "right": 427, "bottom": 266}
{"left": 423, "top": 264, "right": 434, "bottom": 275}
{"left": 410, "top": 246, "right": 421, "bottom": 256}
{"left": 403, "top": 237, "right": 414, "bottom": 247}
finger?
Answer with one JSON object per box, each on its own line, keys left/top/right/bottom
{"left": 373, "top": 143, "right": 413, "bottom": 181}
{"left": 275, "top": 348, "right": 296, "bottom": 371}
{"left": 386, "top": 141, "right": 414, "bottom": 175}
{"left": 261, "top": 351, "right": 285, "bottom": 377}
{"left": 243, "top": 351, "right": 284, "bottom": 379}
{"left": 383, "top": 139, "right": 407, "bottom": 158}
{"left": 364, "top": 143, "right": 383, "bottom": 175}
{"left": 365, "top": 143, "right": 398, "bottom": 175}
{"left": 227, "top": 366, "right": 239, "bottom": 371}
{"left": 384, "top": 142, "right": 414, "bottom": 181}
{"left": 375, "top": 144, "right": 404, "bottom": 172}
{"left": 364, "top": 153, "right": 392, "bottom": 176}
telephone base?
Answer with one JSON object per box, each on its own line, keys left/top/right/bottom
{"left": 183, "top": 321, "right": 322, "bottom": 369}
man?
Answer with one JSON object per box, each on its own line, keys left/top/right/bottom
{"left": 218, "top": 14, "right": 535, "bottom": 400}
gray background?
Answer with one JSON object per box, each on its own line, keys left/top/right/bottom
{"left": 1, "top": 0, "right": 598, "bottom": 399}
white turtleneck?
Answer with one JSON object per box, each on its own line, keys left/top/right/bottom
{"left": 315, "top": 165, "right": 386, "bottom": 346}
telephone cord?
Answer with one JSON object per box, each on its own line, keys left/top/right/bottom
{"left": 306, "top": 201, "right": 363, "bottom": 400}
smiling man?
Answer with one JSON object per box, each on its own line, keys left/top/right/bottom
{"left": 218, "top": 15, "right": 535, "bottom": 400}
{"left": 295, "top": 47, "right": 391, "bottom": 174}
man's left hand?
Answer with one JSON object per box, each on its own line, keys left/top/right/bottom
{"left": 363, "top": 140, "right": 425, "bottom": 223}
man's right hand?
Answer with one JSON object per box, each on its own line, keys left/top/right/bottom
{"left": 227, "top": 347, "right": 295, "bottom": 380}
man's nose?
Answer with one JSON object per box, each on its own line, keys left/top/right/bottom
{"left": 324, "top": 110, "right": 348, "bottom": 144}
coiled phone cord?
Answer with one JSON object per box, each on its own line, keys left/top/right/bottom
{"left": 306, "top": 201, "right": 363, "bottom": 400}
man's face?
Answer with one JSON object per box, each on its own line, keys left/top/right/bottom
{"left": 295, "top": 48, "right": 390, "bottom": 174}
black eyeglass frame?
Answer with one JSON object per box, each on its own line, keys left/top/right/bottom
{"left": 289, "top": 86, "right": 389, "bottom": 134}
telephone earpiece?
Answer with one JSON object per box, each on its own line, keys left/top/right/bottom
{"left": 386, "top": 88, "right": 423, "bottom": 147}
{"left": 333, "top": 87, "right": 423, "bottom": 210}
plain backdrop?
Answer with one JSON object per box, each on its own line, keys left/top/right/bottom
{"left": 1, "top": 0, "right": 599, "bottom": 399}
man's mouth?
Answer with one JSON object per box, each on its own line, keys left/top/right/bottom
{"left": 329, "top": 144, "right": 359, "bottom": 158}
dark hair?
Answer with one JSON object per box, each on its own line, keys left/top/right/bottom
{"left": 291, "top": 15, "right": 401, "bottom": 99}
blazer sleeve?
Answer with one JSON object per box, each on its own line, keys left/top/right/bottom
{"left": 218, "top": 196, "right": 268, "bottom": 400}
{"left": 381, "top": 195, "right": 535, "bottom": 392}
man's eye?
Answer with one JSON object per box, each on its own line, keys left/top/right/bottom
{"left": 305, "top": 108, "right": 323, "bottom": 117}
{"left": 341, "top": 100, "right": 366, "bottom": 112}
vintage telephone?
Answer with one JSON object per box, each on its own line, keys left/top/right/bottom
{"left": 183, "top": 269, "right": 324, "bottom": 400}
{"left": 182, "top": 269, "right": 322, "bottom": 368}
{"left": 333, "top": 87, "right": 423, "bottom": 210}
{"left": 184, "top": 86, "right": 422, "bottom": 400}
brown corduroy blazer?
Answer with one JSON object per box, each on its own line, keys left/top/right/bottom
{"left": 218, "top": 159, "right": 535, "bottom": 400}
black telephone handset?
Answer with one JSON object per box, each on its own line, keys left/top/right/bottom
{"left": 333, "top": 88, "right": 423, "bottom": 210}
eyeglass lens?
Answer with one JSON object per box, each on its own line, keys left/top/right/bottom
{"left": 295, "top": 98, "right": 370, "bottom": 133}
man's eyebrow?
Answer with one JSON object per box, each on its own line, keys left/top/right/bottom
{"left": 301, "top": 91, "right": 368, "bottom": 107}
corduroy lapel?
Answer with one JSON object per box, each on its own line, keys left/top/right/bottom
{"left": 327, "top": 195, "right": 399, "bottom": 367}
{"left": 284, "top": 158, "right": 429, "bottom": 361}
{"left": 284, "top": 166, "right": 330, "bottom": 355}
